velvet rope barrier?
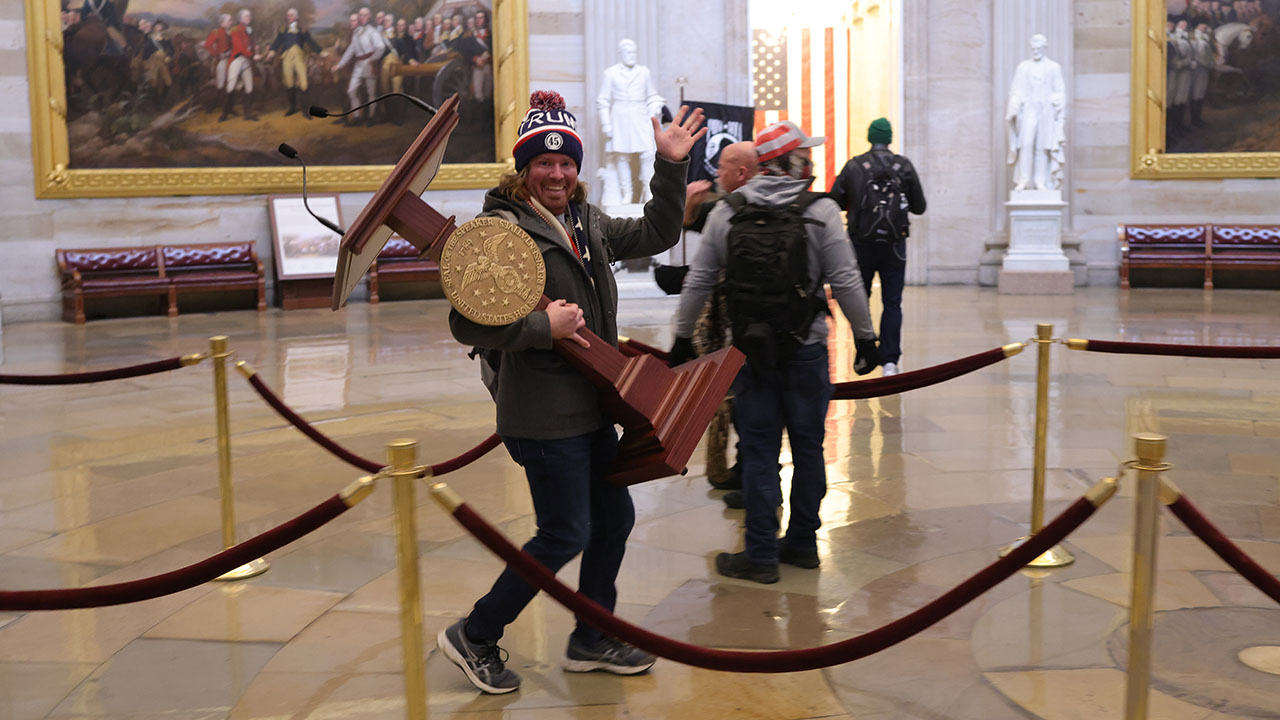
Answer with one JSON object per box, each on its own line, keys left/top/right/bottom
{"left": 240, "top": 367, "right": 384, "bottom": 473}
{"left": 0, "top": 477, "right": 375, "bottom": 611}
{"left": 430, "top": 477, "right": 1114, "bottom": 673}
{"left": 429, "top": 433, "right": 502, "bottom": 476}
{"left": 238, "top": 363, "right": 501, "bottom": 478}
{"left": 831, "top": 344, "right": 1023, "bottom": 401}
{"left": 1065, "top": 338, "right": 1280, "bottom": 359}
{"left": 1166, "top": 494, "right": 1280, "bottom": 605}
{"left": 0, "top": 353, "right": 204, "bottom": 385}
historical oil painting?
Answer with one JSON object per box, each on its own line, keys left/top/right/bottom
{"left": 59, "top": 0, "right": 498, "bottom": 170}
{"left": 1162, "top": 0, "right": 1280, "bottom": 153}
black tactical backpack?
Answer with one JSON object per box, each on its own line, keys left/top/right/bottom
{"left": 855, "top": 152, "right": 910, "bottom": 243}
{"left": 722, "top": 191, "right": 827, "bottom": 369}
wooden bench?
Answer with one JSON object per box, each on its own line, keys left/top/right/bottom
{"left": 368, "top": 236, "right": 441, "bottom": 304}
{"left": 1120, "top": 224, "right": 1280, "bottom": 289}
{"left": 57, "top": 242, "right": 267, "bottom": 323}
{"left": 1210, "top": 225, "right": 1280, "bottom": 285}
{"left": 57, "top": 246, "right": 171, "bottom": 323}
{"left": 162, "top": 242, "right": 266, "bottom": 313}
{"left": 1118, "top": 224, "right": 1211, "bottom": 289}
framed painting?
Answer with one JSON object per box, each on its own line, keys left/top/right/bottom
{"left": 1131, "top": 0, "right": 1280, "bottom": 178}
{"left": 268, "top": 193, "right": 342, "bottom": 279}
{"left": 24, "top": 0, "right": 528, "bottom": 198}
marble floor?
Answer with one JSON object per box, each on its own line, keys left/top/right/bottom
{"left": 0, "top": 286, "right": 1278, "bottom": 720}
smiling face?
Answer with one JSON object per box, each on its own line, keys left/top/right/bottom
{"left": 523, "top": 153, "right": 579, "bottom": 215}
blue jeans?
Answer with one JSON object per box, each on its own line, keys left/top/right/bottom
{"left": 732, "top": 342, "right": 833, "bottom": 565}
{"left": 465, "top": 426, "right": 633, "bottom": 645}
{"left": 853, "top": 240, "right": 906, "bottom": 364}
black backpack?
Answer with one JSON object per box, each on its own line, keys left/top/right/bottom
{"left": 855, "top": 152, "right": 910, "bottom": 243}
{"left": 722, "top": 191, "right": 827, "bottom": 369}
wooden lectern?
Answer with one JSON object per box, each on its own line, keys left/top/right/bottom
{"left": 332, "top": 95, "right": 744, "bottom": 486}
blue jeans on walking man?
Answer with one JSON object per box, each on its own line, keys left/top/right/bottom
{"left": 853, "top": 240, "right": 906, "bottom": 365}
{"left": 733, "top": 342, "right": 834, "bottom": 565}
{"left": 465, "top": 426, "right": 633, "bottom": 645}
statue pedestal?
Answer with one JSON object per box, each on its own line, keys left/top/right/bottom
{"left": 998, "top": 190, "right": 1073, "bottom": 295}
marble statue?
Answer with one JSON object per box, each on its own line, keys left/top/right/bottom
{"left": 597, "top": 38, "right": 665, "bottom": 207}
{"left": 1006, "top": 34, "right": 1066, "bottom": 192}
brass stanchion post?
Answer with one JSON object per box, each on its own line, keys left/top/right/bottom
{"left": 1001, "top": 323, "right": 1074, "bottom": 567}
{"left": 389, "top": 439, "right": 427, "bottom": 720}
{"left": 1125, "top": 433, "right": 1167, "bottom": 720}
{"left": 210, "top": 335, "right": 268, "bottom": 581}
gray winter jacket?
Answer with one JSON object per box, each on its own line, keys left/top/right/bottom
{"left": 449, "top": 155, "right": 689, "bottom": 439}
{"left": 675, "top": 173, "right": 876, "bottom": 343}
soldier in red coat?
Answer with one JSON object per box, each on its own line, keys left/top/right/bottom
{"left": 220, "top": 8, "right": 263, "bottom": 121}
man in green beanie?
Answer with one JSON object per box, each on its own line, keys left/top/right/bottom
{"left": 829, "top": 117, "right": 927, "bottom": 376}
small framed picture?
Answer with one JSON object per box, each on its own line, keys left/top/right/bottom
{"left": 268, "top": 194, "right": 344, "bottom": 280}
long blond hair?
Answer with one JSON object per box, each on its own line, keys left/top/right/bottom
{"left": 497, "top": 166, "right": 588, "bottom": 205}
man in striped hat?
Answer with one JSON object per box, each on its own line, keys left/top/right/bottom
{"left": 439, "top": 90, "right": 706, "bottom": 695}
{"left": 670, "top": 119, "right": 880, "bottom": 585}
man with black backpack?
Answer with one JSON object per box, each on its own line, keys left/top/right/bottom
{"left": 669, "top": 121, "right": 881, "bottom": 584}
{"left": 829, "top": 118, "right": 927, "bottom": 376}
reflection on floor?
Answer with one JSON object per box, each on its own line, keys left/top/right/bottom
{"left": 0, "top": 286, "right": 1277, "bottom": 719}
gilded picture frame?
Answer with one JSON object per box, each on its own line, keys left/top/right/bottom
{"left": 23, "top": 0, "right": 527, "bottom": 198}
{"left": 1131, "top": 0, "right": 1280, "bottom": 179}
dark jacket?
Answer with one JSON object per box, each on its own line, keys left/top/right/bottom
{"left": 828, "top": 147, "right": 927, "bottom": 243}
{"left": 449, "top": 155, "right": 689, "bottom": 439}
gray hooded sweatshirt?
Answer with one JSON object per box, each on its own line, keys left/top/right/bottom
{"left": 675, "top": 172, "right": 875, "bottom": 343}
{"left": 675, "top": 173, "right": 876, "bottom": 344}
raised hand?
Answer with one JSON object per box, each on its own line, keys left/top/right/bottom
{"left": 652, "top": 105, "right": 708, "bottom": 162}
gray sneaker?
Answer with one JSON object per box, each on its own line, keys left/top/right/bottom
{"left": 564, "top": 635, "right": 656, "bottom": 675}
{"left": 437, "top": 620, "right": 521, "bottom": 694}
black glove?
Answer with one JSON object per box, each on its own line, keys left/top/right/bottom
{"left": 853, "top": 337, "right": 882, "bottom": 376}
{"left": 654, "top": 264, "right": 689, "bottom": 295}
{"left": 668, "top": 336, "right": 696, "bottom": 367}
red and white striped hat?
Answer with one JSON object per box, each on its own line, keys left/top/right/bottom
{"left": 755, "top": 120, "right": 824, "bottom": 163}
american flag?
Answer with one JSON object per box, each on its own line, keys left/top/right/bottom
{"left": 752, "top": 4, "right": 900, "bottom": 194}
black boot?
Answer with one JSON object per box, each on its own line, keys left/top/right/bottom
{"left": 218, "top": 92, "right": 235, "bottom": 121}
{"left": 285, "top": 88, "right": 298, "bottom": 116}
{"left": 242, "top": 92, "right": 259, "bottom": 121}
{"left": 298, "top": 90, "right": 310, "bottom": 120}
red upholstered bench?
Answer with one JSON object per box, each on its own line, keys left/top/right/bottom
{"left": 1210, "top": 225, "right": 1280, "bottom": 283}
{"left": 368, "top": 236, "right": 441, "bottom": 304}
{"left": 1118, "top": 224, "right": 1211, "bottom": 289}
{"left": 162, "top": 242, "right": 266, "bottom": 313}
{"left": 57, "top": 246, "right": 171, "bottom": 323}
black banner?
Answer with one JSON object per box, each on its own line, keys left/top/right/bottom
{"left": 682, "top": 99, "right": 756, "bottom": 184}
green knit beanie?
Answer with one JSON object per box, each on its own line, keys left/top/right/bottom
{"left": 867, "top": 117, "right": 892, "bottom": 145}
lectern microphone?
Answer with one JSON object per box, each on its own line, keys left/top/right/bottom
{"left": 277, "top": 143, "right": 344, "bottom": 236}
{"left": 309, "top": 92, "right": 438, "bottom": 119}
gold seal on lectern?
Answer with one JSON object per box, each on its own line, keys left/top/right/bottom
{"left": 439, "top": 217, "right": 546, "bottom": 326}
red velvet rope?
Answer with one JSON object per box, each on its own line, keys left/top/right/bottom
{"left": 0, "top": 357, "right": 187, "bottom": 385}
{"left": 1074, "top": 339, "right": 1280, "bottom": 359}
{"left": 832, "top": 347, "right": 1009, "bottom": 400}
{"left": 0, "top": 494, "right": 350, "bottom": 611}
{"left": 244, "top": 373, "right": 384, "bottom": 473}
{"left": 244, "top": 373, "right": 500, "bottom": 477}
{"left": 430, "top": 433, "right": 502, "bottom": 476}
{"left": 448, "top": 494, "right": 1096, "bottom": 672}
{"left": 1166, "top": 495, "right": 1280, "bottom": 605}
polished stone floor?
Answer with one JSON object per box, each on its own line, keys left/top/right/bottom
{"left": 0, "top": 286, "right": 1278, "bottom": 719}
